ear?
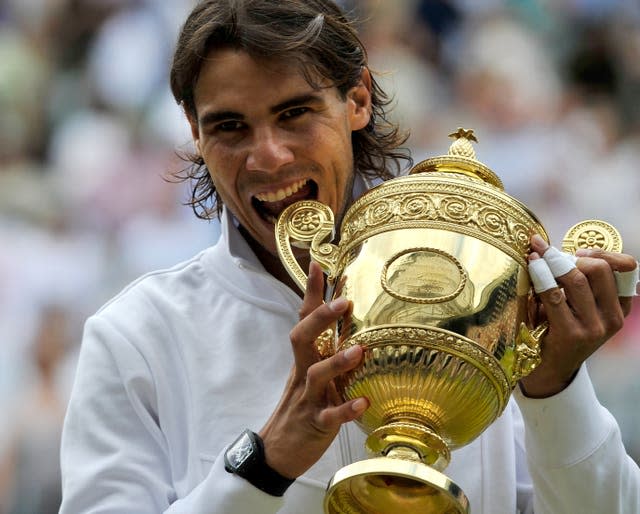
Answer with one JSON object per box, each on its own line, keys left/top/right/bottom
{"left": 185, "top": 106, "right": 202, "bottom": 155}
{"left": 347, "top": 67, "right": 373, "bottom": 131}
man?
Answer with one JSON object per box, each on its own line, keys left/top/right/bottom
{"left": 59, "top": 1, "right": 640, "bottom": 513}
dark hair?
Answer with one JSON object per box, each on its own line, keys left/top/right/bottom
{"left": 170, "top": 0, "right": 411, "bottom": 219}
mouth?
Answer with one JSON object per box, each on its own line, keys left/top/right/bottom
{"left": 252, "top": 179, "right": 318, "bottom": 224}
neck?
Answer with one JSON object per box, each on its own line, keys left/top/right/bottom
{"left": 238, "top": 225, "right": 309, "bottom": 298}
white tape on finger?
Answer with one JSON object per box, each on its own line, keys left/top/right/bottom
{"left": 615, "top": 264, "right": 639, "bottom": 297}
{"left": 529, "top": 258, "right": 558, "bottom": 293}
{"left": 542, "top": 246, "right": 577, "bottom": 278}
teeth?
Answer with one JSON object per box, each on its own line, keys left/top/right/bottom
{"left": 255, "top": 179, "right": 307, "bottom": 202}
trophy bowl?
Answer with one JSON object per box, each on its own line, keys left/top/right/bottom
{"left": 275, "top": 129, "right": 622, "bottom": 513}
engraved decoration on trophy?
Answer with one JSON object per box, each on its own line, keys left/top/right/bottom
{"left": 275, "top": 128, "right": 625, "bottom": 514}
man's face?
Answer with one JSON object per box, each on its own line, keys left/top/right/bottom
{"left": 189, "top": 49, "right": 371, "bottom": 257}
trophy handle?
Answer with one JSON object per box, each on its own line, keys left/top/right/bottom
{"left": 512, "top": 322, "right": 546, "bottom": 382}
{"left": 561, "top": 219, "right": 623, "bottom": 254}
{"left": 275, "top": 200, "right": 340, "bottom": 292}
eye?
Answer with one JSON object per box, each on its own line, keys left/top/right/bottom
{"left": 280, "top": 106, "right": 310, "bottom": 120}
{"left": 215, "top": 120, "right": 246, "bottom": 132}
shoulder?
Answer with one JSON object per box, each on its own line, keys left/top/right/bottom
{"left": 103, "top": 246, "right": 222, "bottom": 313}
{"left": 86, "top": 246, "right": 225, "bottom": 341}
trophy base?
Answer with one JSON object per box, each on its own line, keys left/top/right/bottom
{"left": 324, "top": 457, "right": 469, "bottom": 514}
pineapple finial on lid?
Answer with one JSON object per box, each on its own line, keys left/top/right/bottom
{"left": 409, "top": 127, "right": 503, "bottom": 189}
{"left": 448, "top": 128, "right": 478, "bottom": 160}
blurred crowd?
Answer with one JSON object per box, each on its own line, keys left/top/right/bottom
{"left": 1, "top": 0, "right": 639, "bottom": 512}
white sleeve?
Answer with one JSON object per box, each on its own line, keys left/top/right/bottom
{"left": 59, "top": 316, "right": 285, "bottom": 514}
{"left": 511, "top": 403, "right": 534, "bottom": 514}
{"left": 513, "top": 365, "right": 640, "bottom": 514}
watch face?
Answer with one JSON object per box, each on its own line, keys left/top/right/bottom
{"left": 227, "top": 432, "right": 254, "bottom": 469}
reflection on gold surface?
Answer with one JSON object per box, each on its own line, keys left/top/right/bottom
{"left": 325, "top": 458, "right": 469, "bottom": 514}
{"left": 381, "top": 247, "right": 467, "bottom": 304}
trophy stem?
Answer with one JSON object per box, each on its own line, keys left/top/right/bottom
{"left": 366, "top": 421, "right": 451, "bottom": 472}
{"left": 324, "top": 420, "right": 468, "bottom": 513}
{"left": 386, "top": 446, "right": 421, "bottom": 462}
{"left": 324, "top": 454, "right": 469, "bottom": 514}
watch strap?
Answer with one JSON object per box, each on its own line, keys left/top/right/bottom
{"left": 224, "top": 430, "right": 295, "bottom": 497}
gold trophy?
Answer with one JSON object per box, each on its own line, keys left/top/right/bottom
{"left": 275, "top": 128, "right": 623, "bottom": 514}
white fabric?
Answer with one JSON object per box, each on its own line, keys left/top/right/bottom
{"left": 528, "top": 258, "right": 557, "bottom": 293}
{"left": 60, "top": 207, "right": 640, "bottom": 513}
{"left": 530, "top": 247, "right": 639, "bottom": 297}
{"left": 615, "top": 265, "right": 639, "bottom": 297}
{"left": 542, "top": 246, "right": 577, "bottom": 278}
{"left": 528, "top": 246, "right": 577, "bottom": 294}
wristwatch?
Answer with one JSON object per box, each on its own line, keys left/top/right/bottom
{"left": 224, "top": 429, "right": 295, "bottom": 497}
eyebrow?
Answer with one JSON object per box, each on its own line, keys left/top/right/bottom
{"left": 199, "top": 110, "right": 243, "bottom": 128}
{"left": 272, "top": 93, "right": 324, "bottom": 114}
{"left": 198, "top": 93, "right": 325, "bottom": 128}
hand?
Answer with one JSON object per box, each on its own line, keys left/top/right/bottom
{"left": 519, "top": 235, "right": 636, "bottom": 398}
{"left": 258, "top": 261, "right": 369, "bottom": 479}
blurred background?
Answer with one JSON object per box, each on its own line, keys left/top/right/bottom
{"left": 0, "top": 0, "right": 639, "bottom": 512}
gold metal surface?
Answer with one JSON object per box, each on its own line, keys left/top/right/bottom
{"left": 325, "top": 457, "right": 469, "bottom": 514}
{"left": 275, "top": 200, "right": 337, "bottom": 290}
{"left": 275, "top": 128, "right": 622, "bottom": 513}
{"left": 316, "top": 328, "right": 335, "bottom": 359}
{"left": 562, "top": 220, "right": 623, "bottom": 254}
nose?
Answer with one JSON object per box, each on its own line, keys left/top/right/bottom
{"left": 245, "top": 127, "right": 295, "bottom": 172}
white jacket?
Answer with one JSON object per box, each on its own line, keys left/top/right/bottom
{"left": 60, "top": 209, "right": 640, "bottom": 513}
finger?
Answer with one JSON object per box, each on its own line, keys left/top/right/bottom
{"left": 576, "top": 248, "right": 638, "bottom": 297}
{"left": 528, "top": 253, "right": 577, "bottom": 330}
{"left": 316, "top": 397, "right": 369, "bottom": 428}
{"left": 542, "top": 246, "right": 577, "bottom": 278}
{"left": 528, "top": 254, "right": 558, "bottom": 293}
{"left": 531, "top": 234, "right": 577, "bottom": 279}
{"left": 538, "top": 250, "right": 623, "bottom": 338}
{"left": 575, "top": 248, "right": 637, "bottom": 272}
{"left": 305, "top": 345, "right": 363, "bottom": 401}
{"left": 575, "top": 248, "right": 638, "bottom": 309}
{"left": 614, "top": 267, "right": 639, "bottom": 298}
{"left": 537, "top": 242, "right": 601, "bottom": 321}
{"left": 531, "top": 236, "right": 626, "bottom": 340}
{"left": 571, "top": 256, "right": 625, "bottom": 332}
{"left": 530, "top": 234, "right": 551, "bottom": 259}
{"left": 324, "top": 380, "right": 343, "bottom": 407}
{"left": 555, "top": 260, "right": 602, "bottom": 324}
{"left": 527, "top": 288, "right": 544, "bottom": 326}
{"left": 529, "top": 235, "right": 577, "bottom": 295}
{"left": 532, "top": 235, "right": 607, "bottom": 323}
{"left": 290, "top": 297, "right": 350, "bottom": 373}
{"left": 299, "top": 261, "right": 326, "bottom": 320}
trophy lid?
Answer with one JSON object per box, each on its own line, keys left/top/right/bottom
{"left": 410, "top": 128, "right": 504, "bottom": 190}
